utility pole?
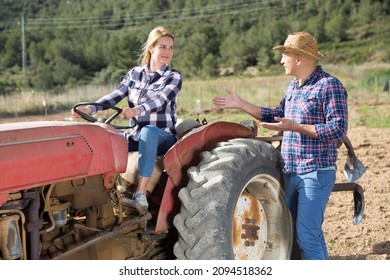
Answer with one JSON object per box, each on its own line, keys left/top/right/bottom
{"left": 21, "top": 15, "right": 26, "bottom": 79}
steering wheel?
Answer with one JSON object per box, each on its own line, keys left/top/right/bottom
{"left": 73, "top": 102, "right": 137, "bottom": 130}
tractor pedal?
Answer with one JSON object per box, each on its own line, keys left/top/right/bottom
{"left": 119, "top": 195, "right": 149, "bottom": 216}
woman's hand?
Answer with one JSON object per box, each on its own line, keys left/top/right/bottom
{"left": 71, "top": 106, "right": 92, "bottom": 118}
{"left": 121, "top": 107, "right": 140, "bottom": 119}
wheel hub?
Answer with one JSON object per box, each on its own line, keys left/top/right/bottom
{"left": 232, "top": 192, "right": 268, "bottom": 259}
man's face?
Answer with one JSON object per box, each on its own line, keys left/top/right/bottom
{"left": 280, "top": 53, "right": 298, "bottom": 76}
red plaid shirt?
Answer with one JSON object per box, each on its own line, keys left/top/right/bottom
{"left": 261, "top": 66, "right": 348, "bottom": 174}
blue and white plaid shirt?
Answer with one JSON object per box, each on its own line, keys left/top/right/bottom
{"left": 91, "top": 64, "right": 182, "bottom": 140}
{"left": 261, "top": 66, "right": 348, "bottom": 174}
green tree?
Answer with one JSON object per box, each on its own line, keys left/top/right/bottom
{"left": 110, "top": 31, "right": 142, "bottom": 71}
{"left": 355, "top": 0, "right": 383, "bottom": 25}
{"left": 2, "top": 32, "right": 21, "bottom": 68}
{"left": 201, "top": 53, "right": 218, "bottom": 77}
{"left": 305, "top": 10, "right": 327, "bottom": 43}
{"left": 33, "top": 62, "right": 54, "bottom": 90}
{"left": 178, "top": 25, "right": 220, "bottom": 77}
{"left": 52, "top": 56, "right": 85, "bottom": 87}
{"left": 28, "top": 41, "right": 45, "bottom": 69}
{"left": 219, "top": 32, "right": 244, "bottom": 72}
{"left": 83, "top": 30, "right": 110, "bottom": 73}
{"left": 325, "top": 13, "right": 349, "bottom": 42}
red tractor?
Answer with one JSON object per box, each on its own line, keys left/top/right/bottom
{"left": 0, "top": 102, "right": 365, "bottom": 260}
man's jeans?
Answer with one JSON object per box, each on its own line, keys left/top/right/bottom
{"left": 283, "top": 169, "right": 336, "bottom": 260}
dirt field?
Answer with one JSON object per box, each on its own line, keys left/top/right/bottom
{"left": 325, "top": 126, "right": 390, "bottom": 260}
{"left": 1, "top": 112, "right": 389, "bottom": 260}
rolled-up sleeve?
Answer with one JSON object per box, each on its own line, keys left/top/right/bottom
{"left": 314, "top": 79, "right": 348, "bottom": 142}
{"left": 89, "top": 71, "right": 133, "bottom": 114}
{"left": 260, "top": 96, "right": 286, "bottom": 122}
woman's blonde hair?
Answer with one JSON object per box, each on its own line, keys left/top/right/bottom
{"left": 140, "top": 26, "right": 174, "bottom": 66}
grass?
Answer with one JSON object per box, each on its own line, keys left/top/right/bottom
{"left": 2, "top": 63, "right": 390, "bottom": 128}
{"left": 358, "top": 104, "right": 390, "bottom": 128}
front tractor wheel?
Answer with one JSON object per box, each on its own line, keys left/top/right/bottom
{"left": 173, "top": 138, "right": 293, "bottom": 260}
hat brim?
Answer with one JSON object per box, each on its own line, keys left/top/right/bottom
{"left": 273, "top": 45, "right": 326, "bottom": 61}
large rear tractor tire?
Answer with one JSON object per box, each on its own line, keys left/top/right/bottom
{"left": 173, "top": 138, "right": 293, "bottom": 260}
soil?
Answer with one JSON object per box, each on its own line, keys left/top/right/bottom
{"left": 326, "top": 126, "right": 390, "bottom": 260}
{"left": 1, "top": 112, "right": 389, "bottom": 260}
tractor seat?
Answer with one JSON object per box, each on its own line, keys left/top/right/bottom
{"left": 117, "top": 119, "right": 202, "bottom": 193}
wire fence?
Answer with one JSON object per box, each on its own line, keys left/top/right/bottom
{"left": 1, "top": 72, "right": 390, "bottom": 126}
{"left": 0, "top": 84, "right": 114, "bottom": 119}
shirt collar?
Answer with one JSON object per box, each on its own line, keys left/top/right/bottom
{"left": 144, "top": 64, "right": 169, "bottom": 76}
{"left": 293, "top": 65, "right": 323, "bottom": 87}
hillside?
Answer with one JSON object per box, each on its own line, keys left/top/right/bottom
{"left": 0, "top": 0, "right": 390, "bottom": 94}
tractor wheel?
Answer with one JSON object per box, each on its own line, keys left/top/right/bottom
{"left": 173, "top": 138, "right": 293, "bottom": 260}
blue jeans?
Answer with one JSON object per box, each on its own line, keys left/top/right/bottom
{"left": 126, "top": 125, "right": 176, "bottom": 178}
{"left": 283, "top": 169, "right": 336, "bottom": 260}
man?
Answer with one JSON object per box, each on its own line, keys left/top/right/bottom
{"left": 212, "top": 32, "right": 348, "bottom": 259}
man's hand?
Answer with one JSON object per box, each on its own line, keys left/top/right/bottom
{"left": 261, "top": 117, "right": 297, "bottom": 132}
{"left": 212, "top": 89, "right": 242, "bottom": 109}
{"left": 262, "top": 117, "right": 318, "bottom": 138}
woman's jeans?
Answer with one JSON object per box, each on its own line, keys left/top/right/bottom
{"left": 283, "top": 169, "right": 336, "bottom": 260}
{"left": 125, "top": 125, "right": 176, "bottom": 178}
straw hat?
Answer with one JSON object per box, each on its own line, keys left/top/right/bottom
{"left": 273, "top": 32, "right": 326, "bottom": 61}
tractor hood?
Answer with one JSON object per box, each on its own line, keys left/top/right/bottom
{"left": 0, "top": 121, "right": 128, "bottom": 204}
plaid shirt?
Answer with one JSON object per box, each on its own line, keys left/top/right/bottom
{"left": 261, "top": 66, "right": 348, "bottom": 174}
{"left": 91, "top": 64, "right": 182, "bottom": 140}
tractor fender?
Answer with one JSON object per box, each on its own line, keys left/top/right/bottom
{"left": 154, "top": 121, "right": 255, "bottom": 232}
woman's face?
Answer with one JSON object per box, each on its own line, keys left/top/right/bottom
{"left": 150, "top": 36, "right": 174, "bottom": 66}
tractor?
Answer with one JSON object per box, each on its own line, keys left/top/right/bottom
{"left": 0, "top": 102, "right": 365, "bottom": 260}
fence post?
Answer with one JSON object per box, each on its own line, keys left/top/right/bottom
{"left": 375, "top": 76, "right": 378, "bottom": 104}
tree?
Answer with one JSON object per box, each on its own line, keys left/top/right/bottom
{"left": 109, "top": 31, "right": 142, "bottom": 71}
{"left": 2, "top": 32, "right": 21, "bottom": 68}
{"left": 325, "top": 13, "right": 349, "bottom": 42}
{"left": 355, "top": 0, "right": 383, "bottom": 25}
{"left": 201, "top": 53, "right": 218, "bottom": 77}
{"left": 28, "top": 41, "right": 45, "bottom": 69}
{"left": 177, "top": 25, "right": 220, "bottom": 77}
{"left": 33, "top": 62, "right": 55, "bottom": 90}
{"left": 305, "top": 10, "right": 327, "bottom": 43}
{"left": 83, "top": 30, "right": 110, "bottom": 73}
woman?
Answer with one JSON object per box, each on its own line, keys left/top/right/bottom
{"left": 72, "top": 26, "right": 182, "bottom": 209}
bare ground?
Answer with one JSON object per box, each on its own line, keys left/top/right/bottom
{"left": 326, "top": 126, "right": 390, "bottom": 260}
{"left": 1, "top": 112, "right": 389, "bottom": 260}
